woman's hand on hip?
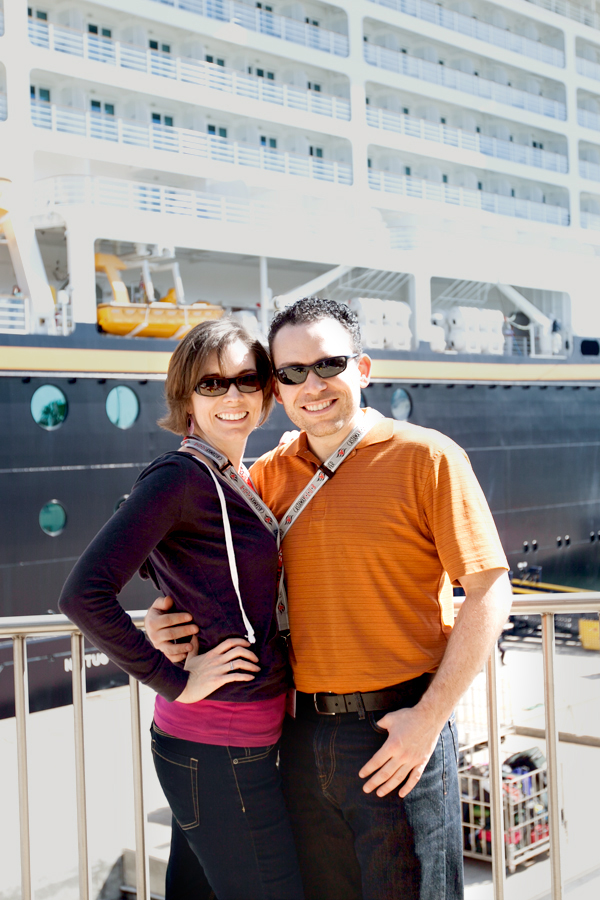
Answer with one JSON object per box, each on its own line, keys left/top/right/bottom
{"left": 175, "top": 637, "right": 260, "bottom": 704}
{"left": 145, "top": 595, "right": 199, "bottom": 663}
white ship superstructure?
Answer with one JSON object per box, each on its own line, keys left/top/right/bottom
{"left": 2, "top": 0, "right": 600, "bottom": 345}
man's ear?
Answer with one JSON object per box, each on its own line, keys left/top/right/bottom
{"left": 358, "top": 354, "right": 372, "bottom": 388}
{"left": 273, "top": 379, "right": 284, "bottom": 405}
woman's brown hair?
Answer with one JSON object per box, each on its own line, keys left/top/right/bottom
{"left": 158, "top": 318, "right": 274, "bottom": 436}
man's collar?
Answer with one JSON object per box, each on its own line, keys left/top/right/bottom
{"left": 280, "top": 408, "right": 395, "bottom": 462}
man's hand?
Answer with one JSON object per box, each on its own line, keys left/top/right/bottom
{"left": 145, "top": 595, "right": 199, "bottom": 663}
{"left": 176, "top": 637, "right": 260, "bottom": 704}
{"left": 359, "top": 705, "right": 441, "bottom": 799}
{"left": 279, "top": 430, "right": 300, "bottom": 445}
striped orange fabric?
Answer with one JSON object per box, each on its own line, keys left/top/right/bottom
{"left": 250, "top": 411, "right": 508, "bottom": 694}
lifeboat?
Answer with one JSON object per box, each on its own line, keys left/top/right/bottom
{"left": 97, "top": 299, "right": 223, "bottom": 339}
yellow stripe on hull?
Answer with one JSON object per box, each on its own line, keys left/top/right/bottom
{"left": 0, "top": 346, "right": 172, "bottom": 376}
{"left": 369, "top": 359, "right": 600, "bottom": 383}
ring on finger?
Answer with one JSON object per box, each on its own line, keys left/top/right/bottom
{"left": 229, "top": 660, "right": 235, "bottom": 672}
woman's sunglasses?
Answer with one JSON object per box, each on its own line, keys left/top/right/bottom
{"left": 194, "top": 372, "right": 263, "bottom": 396}
{"left": 275, "top": 355, "right": 358, "bottom": 386}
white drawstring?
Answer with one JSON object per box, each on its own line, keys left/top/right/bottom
{"left": 197, "top": 459, "right": 256, "bottom": 644}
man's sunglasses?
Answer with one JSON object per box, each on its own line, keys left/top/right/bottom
{"left": 194, "top": 372, "right": 263, "bottom": 396}
{"left": 275, "top": 355, "right": 358, "bottom": 386}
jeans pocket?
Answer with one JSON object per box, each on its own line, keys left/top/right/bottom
{"left": 448, "top": 715, "right": 460, "bottom": 766}
{"left": 229, "top": 744, "right": 276, "bottom": 765}
{"left": 151, "top": 735, "right": 199, "bottom": 831}
{"left": 367, "top": 712, "right": 388, "bottom": 735}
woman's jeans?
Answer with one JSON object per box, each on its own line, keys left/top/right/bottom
{"left": 151, "top": 724, "right": 304, "bottom": 900}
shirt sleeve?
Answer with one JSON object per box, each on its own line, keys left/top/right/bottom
{"left": 421, "top": 442, "right": 509, "bottom": 585}
{"left": 59, "top": 455, "right": 194, "bottom": 701}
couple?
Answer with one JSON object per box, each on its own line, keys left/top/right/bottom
{"left": 60, "top": 297, "right": 511, "bottom": 900}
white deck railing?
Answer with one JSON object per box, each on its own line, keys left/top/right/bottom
{"left": 577, "top": 106, "right": 600, "bottom": 130}
{"left": 3, "top": 594, "right": 599, "bottom": 900}
{"left": 526, "top": 0, "right": 600, "bottom": 32}
{"left": 0, "top": 91, "right": 6, "bottom": 121}
{"left": 368, "top": 168, "right": 570, "bottom": 225}
{"left": 367, "top": 0, "right": 565, "bottom": 67}
{"left": 364, "top": 43, "right": 567, "bottom": 121}
{"left": 581, "top": 210, "right": 600, "bottom": 229}
{"left": 30, "top": 104, "right": 352, "bottom": 186}
{"left": 576, "top": 55, "right": 600, "bottom": 81}
{"left": 27, "top": 20, "right": 351, "bottom": 122}
{"left": 149, "top": 0, "right": 349, "bottom": 56}
{"left": 366, "top": 105, "right": 569, "bottom": 173}
{"left": 0, "top": 294, "right": 30, "bottom": 334}
{"left": 579, "top": 159, "right": 600, "bottom": 180}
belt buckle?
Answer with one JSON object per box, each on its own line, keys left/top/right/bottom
{"left": 313, "top": 692, "right": 339, "bottom": 715}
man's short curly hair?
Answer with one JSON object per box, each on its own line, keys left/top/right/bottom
{"left": 268, "top": 298, "right": 362, "bottom": 356}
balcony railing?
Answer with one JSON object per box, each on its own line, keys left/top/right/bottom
{"left": 0, "top": 294, "right": 30, "bottom": 334}
{"left": 30, "top": 103, "right": 352, "bottom": 186}
{"left": 148, "top": 0, "right": 349, "bottom": 56}
{"left": 0, "top": 91, "right": 6, "bottom": 120}
{"left": 579, "top": 159, "right": 600, "bottom": 180}
{"left": 576, "top": 55, "right": 600, "bottom": 81}
{"left": 368, "top": 167, "right": 570, "bottom": 225}
{"left": 581, "top": 209, "right": 600, "bottom": 228}
{"left": 366, "top": 105, "right": 569, "bottom": 173}
{"left": 27, "top": 21, "right": 351, "bottom": 122}
{"left": 578, "top": 106, "right": 600, "bottom": 130}
{"left": 364, "top": 44, "right": 567, "bottom": 121}
{"left": 526, "top": 0, "right": 600, "bottom": 32}
{"left": 367, "top": 0, "right": 565, "bottom": 67}
{"left": 4, "top": 594, "right": 598, "bottom": 900}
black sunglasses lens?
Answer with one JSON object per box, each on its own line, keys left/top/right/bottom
{"left": 313, "top": 356, "right": 348, "bottom": 378}
{"left": 197, "top": 378, "right": 228, "bottom": 396}
{"left": 236, "top": 374, "right": 262, "bottom": 393}
{"left": 277, "top": 366, "right": 309, "bottom": 385}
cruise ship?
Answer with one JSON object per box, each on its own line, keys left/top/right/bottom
{"left": 3, "top": 0, "right": 600, "bottom": 643}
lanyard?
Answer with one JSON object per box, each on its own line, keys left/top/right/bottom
{"left": 181, "top": 409, "right": 382, "bottom": 634}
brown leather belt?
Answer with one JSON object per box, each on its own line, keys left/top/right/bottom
{"left": 296, "top": 673, "right": 433, "bottom": 718}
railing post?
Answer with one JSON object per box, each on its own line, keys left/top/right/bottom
{"left": 486, "top": 649, "right": 506, "bottom": 900}
{"left": 71, "top": 633, "right": 91, "bottom": 900}
{"left": 13, "top": 635, "right": 32, "bottom": 900}
{"left": 129, "top": 676, "right": 150, "bottom": 900}
{"left": 541, "top": 613, "right": 563, "bottom": 900}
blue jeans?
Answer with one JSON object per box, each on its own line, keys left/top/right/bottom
{"left": 279, "top": 694, "right": 464, "bottom": 900}
{"left": 151, "top": 724, "right": 304, "bottom": 900}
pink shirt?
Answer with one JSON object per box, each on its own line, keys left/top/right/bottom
{"left": 154, "top": 692, "right": 287, "bottom": 747}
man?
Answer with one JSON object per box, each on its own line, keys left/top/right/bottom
{"left": 147, "top": 298, "right": 512, "bottom": 900}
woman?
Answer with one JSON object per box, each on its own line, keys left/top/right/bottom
{"left": 59, "top": 319, "right": 304, "bottom": 900}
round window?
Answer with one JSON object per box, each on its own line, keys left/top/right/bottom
{"left": 391, "top": 387, "right": 412, "bottom": 421}
{"left": 106, "top": 386, "right": 139, "bottom": 430}
{"left": 39, "top": 500, "right": 67, "bottom": 536}
{"left": 31, "top": 385, "right": 68, "bottom": 430}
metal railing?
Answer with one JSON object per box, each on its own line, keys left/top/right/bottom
{"left": 30, "top": 104, "right": 352, "bottom": 186}
{"left": 0, "top": 91, "right": 6, "bottom": 121}
{"left": 0, "top": 294, "right": 30, "bottom": 334}
{"left": 149, "top": 0, "right": 349, "bottom": 56}
{"left": 368, "top": 168, "right": 570, "bottom": 225}
{"left": 526, "top": 0, "right": 600, "bottom": 32}
{"left": 577, "top": 106, "right": 600, "bottom": 130}
{"left": 27, "top": 20, "right": 351, "bottom": 122}
{"left": 579, "top": 158, "right": 600, "bottom": 180}
{"left": 3, "top": 593, "right": 599, "bottom": 900}
{"left": 367, "top": 0, "right": 565, "bottom": 67}
{"left": 576, "top": 55, "right": 600, "bottom": 81}
{"left": 363, "top": 43, "right": 567, "bottom": 121}
{"left": 366, "top": 105, "right": 569, "bottom": 173}
{"left": 580, "top": 209, "right": 600, "bottom": 228}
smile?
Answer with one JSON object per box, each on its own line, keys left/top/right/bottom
{"left": 216, "top": 412, "right": 249, "bottom": 421}
{"left": 303, "top": 399, "right": 335, "bottom": 412}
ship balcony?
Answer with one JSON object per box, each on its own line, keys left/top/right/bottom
{"left": 0, "top": 91, "right": 6, "bottom": 122}
{"left": 576, "top": 39, "right": 600, "bottom": 84}
{"left": 368, "top": 163, "right": 570, "bottom": 226}
{"left": 145, "top": 0, "right": 349, "bottom": 57}
{"left": 30, "top": 101, "right": 352, "bottom": 186}
{"left": 366, "top": 0, "right": 565, "bottom": 68}
{"left": 580, "top": 192, "right": 600, "bottom": 228}
{"left": 363, "top": 40, "right": 567, "bottom": 122}
{"left": 366, "top": 104, "right": 569, "bottom": 174}
{"left": 577, "top": 88, "right": 600, "bottom": 133}
{"left": 26, "top": 20, "right": 351, "bottom": 124}
{"left": 527, "top": 0, "right": 600, "bottom": 32}
{"left": 578, "top": 141, "right": 600, "bottom": 182}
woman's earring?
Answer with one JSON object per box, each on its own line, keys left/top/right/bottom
{"left": 187, "top": 414, "right": 195, "bottom": 436}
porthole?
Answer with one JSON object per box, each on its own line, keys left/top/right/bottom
{"left": 39, "top": 500, "right": 67, "bottom": 536}
{"left": 390, "top": 388, "right": 412, "bottom": 421}
{"left": 106, "top": 386, "right": 139, "bottom": 430}
{"left": 114, "top": 494, "right": 130, "bottom": 512}
{"left": 31, "top": 385, "right": 68, "bottom": 430}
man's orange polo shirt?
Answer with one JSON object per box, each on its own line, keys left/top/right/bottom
{"left": 250, "top": 410, "right": 508, "bottom": 694}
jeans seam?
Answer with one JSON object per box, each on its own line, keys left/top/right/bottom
{"left": 226, "top": 746, "right": 247, "bottom": 814}
{"left": 234, "top": 745, "right": 274, "bottom": 764}
{"left": 440, "top": 726, "right": 448, "bottom": 897}
{"left": 321, "top": 718, "right": 339, "bottom": 795}
{"left": 225, "top": 747, "right": 270, "bottom": 899}
{"left": 152, "top": 744, "right": 199, "bottom": 830}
